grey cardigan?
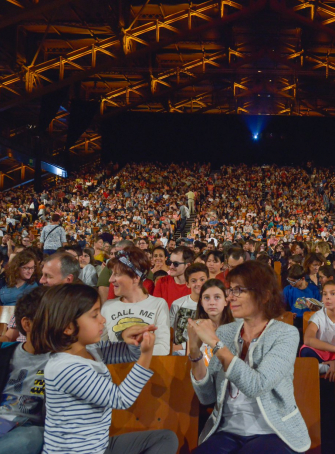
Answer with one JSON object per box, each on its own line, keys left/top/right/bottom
{"left": 191, "top": 319, "right": 311, "bottom": 453}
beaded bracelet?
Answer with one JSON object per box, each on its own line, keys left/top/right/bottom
{"left": 188, "top": 352, "right": 203, "bottom": 362}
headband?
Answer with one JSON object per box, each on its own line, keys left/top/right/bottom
{"left": 116, "top": 250, "right": 147, "bottom": 281}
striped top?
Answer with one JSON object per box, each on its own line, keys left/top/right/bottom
{"left": 43, "top": 341, "right": 153, "bottom": 454}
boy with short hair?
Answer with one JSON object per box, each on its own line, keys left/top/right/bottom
{"left": 283, "top": 264, "right": 321, "bottom": 329}
{"left": 0, "top": 287, "right": 49, "bottom": 454}
{"left": 170, "top": 263, "right": 209, "bottom": 355}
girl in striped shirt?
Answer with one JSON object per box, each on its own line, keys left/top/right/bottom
{"left": 31, "top": 283, "right": 178, "bottom": 454}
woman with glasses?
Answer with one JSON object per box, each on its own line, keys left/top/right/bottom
{"left": 0, "top": 250, "right": 39, "bottom": 306}
{"left": 188, "top": 261, "right": 310, "bottom": 454}
{"left": 78, "top": 248, "right": 98, "bottom": 287}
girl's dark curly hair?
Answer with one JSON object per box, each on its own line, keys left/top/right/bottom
{"left": 5, "top": 249, "right": 40, "bottom": 287}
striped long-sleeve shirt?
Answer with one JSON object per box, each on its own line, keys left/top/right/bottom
{"left": 42, "top": 341, "right": 153, "bottom": 454}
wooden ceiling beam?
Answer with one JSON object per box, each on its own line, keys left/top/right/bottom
{"left": 0, "top": 0, "right": 262, "bottom": 112}
{"left": 271, "top": 0, "right": 335, "bottom": 40}
{"left": 0, "top": 0, "right": 82, "bottom": 30}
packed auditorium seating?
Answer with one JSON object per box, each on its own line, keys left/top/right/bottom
{"left": 1, "top": 160, "right": 334, "bottom": 454}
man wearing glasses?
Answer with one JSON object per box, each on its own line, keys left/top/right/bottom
{"left": 154, "top": 246, "right": 194, "bottom": 308}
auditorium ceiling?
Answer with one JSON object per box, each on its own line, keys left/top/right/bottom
{"left": 1, "top": 0, "right": 335, "bottom": 182}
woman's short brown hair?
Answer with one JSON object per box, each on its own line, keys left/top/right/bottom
{"left": 227, "top": 261, "right": 285, "bottom": 320}
{"left": 303, "top": 252, "right": 325, "bottom": 274}
{"left": 31, "top": 284, "right": 99, "bottom": 354}
{"left": 108, "top": 246, "right": 151, "bottom": 281}
{"left": 5, "top": 249, "right": 40, "bottom": 287}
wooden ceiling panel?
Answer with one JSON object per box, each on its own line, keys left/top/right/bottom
{"left": 1, "top": 0, "right": 335, "bottom": 164}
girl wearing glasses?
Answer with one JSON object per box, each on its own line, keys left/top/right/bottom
{"left": 0, "top": 250, "right": 39, "bottom": 306}
{"left": 188, "top": 261, "right": 310, "bottom": 454}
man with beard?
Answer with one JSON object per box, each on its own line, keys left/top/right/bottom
{"left": 153, "top": 246, "right": 194, "bottom": 308}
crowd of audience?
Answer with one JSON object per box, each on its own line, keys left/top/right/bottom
{"left": 1, "top": 159, "right": 335, "bottom": 454}
{"left": 1, "top": 161, "right": 335, "bottom": 251}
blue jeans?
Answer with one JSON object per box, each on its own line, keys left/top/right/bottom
{"left": 43, "top": 249, "right": 57, "bottom": 255}
{"left": 192, "top": 431, "right": 302, "bottom": 454}
{"left": 300, "top": 346, "right": 323, "bottom": 363}
{"left": 0, "top": 423, "right": 44, "bottom": 454}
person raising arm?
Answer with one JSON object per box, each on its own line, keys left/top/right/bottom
{"left": 31, "top": 283, "right": 178, "bottom": 454}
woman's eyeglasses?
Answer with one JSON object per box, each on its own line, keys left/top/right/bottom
{"left": 226, "top": 286, "right": 255, "bottom": 297}
{"left": 20, "top": 266, "right": 36, "bottom": 272}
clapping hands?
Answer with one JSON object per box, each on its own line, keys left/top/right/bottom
{"left": 122, "top": 324, "right": 157, "bottom": 347}
{"left": 187, "top": 318, "right": 219, "bottom": 351}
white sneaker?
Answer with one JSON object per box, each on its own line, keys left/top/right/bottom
{"left": 319, "top": 363, "right": 330, "bottom": 374}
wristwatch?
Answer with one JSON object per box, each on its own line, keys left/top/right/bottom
{"left": 212, "top": 340, "right": 225, "bottom": 355}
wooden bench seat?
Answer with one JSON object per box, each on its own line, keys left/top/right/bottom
{"left": 275, "top": 311, "right": 294, "bottom": 325}
{"left": 109, "top": 357, "right": 198, "bottom": 454}
{"left": 303, "top": 311, "right": 313, "bottom": 335}
{"left": 294, "top": 358, "right": 321, "bottom": 454}
{"left": 108, "top": 356, "right": 320, "bottom": 454}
